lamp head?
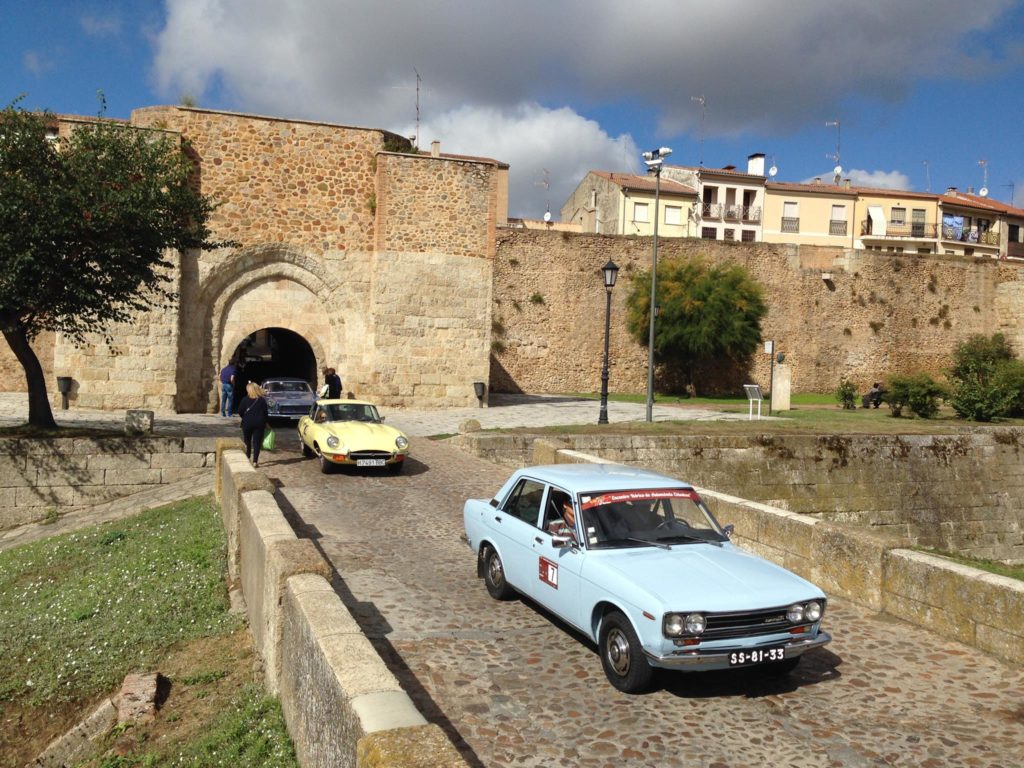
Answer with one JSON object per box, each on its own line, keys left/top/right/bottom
{"left": 602, "top": 260, "right": 620, "bottom": 289}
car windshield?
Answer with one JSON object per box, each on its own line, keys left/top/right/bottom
{"left": 323, "top": 403, "right": 380, "bottom": 423}
{"left": 578, "top": 488, "right": 727, "bottom": 549}
{"left": 265, "top": 381, "right": 312, "bottom": 394}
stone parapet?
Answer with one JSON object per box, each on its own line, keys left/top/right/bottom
{"left": 0, "top": 436, "right": 222, "bottom": 531}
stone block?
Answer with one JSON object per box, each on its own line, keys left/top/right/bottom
{"left": 125, "top": 409, "right": 154, "bottom": 434}
{"left": 150, "top": 452, "right": 205, "bottom": 469}
{"left": 87, "top": 453, "right": 152, "bottom": 470}
{"left": 103, "top": 468, "right": 163, "bottom": 485}
{"left": 356, "top": 724, "right": 469, "bottom": 768}
{"left": 15, "top": 485, "right": 76, "bottom": 507}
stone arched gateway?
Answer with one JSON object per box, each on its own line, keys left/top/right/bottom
{"left": 178, "top": 244, "right": 348, "bottom": 413}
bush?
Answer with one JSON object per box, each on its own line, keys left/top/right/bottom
{"left": 835, "top": 378, "right": 857, "bottom": 409}
{"left": 948, "top": 333, "right": 1020, "bottom": 421}
{"left": 885, "top": 374, "right": 947, "bottom": 418}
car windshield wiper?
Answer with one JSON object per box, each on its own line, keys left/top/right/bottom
{"left": 624, "top": 536, "right": 672, "bottom": 550}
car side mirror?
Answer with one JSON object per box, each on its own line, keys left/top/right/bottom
{"left": 723, "top": 524, "right": 735, "bottom": 539}
{"left": 551, "top": 535, "right": 573, "bottom": 548}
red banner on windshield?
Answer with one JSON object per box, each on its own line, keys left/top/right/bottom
{"left": 581, "top": 488, "right": 700, "bottom": 510}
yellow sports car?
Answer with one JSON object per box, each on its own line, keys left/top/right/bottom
{"left": 298, "top": 399, "right": 409, "bottom": 474}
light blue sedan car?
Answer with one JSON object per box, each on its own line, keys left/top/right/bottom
{"left": 463, "top": 463, "right": 831, "bottom": 693}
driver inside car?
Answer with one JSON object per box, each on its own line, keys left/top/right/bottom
{"left": 548, "top": 498, "right": 577, "bottom": 542}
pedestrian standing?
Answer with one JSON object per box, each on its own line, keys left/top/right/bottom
{"left": 219, "top": 357, "right": 237, "bottom": 417}
{"left": 325, "top": 367, "right": 343, "bottom": 399}
{"left": 237, "top": 381, "right": 269, "bottom": 467}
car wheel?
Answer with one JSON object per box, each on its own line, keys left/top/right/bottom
{"left": 387, "top": 460, "right": 404, "bottom": 475}
{"left": 482, "top": 546, "right": 515, "bottom": 601}
{"left": 316, "top": 446, "right": 333, "bottom": 474}
{"left": 301, "top": 441, "right": 314, "bottom": 458}
{"left": 599, "top": 610, "right": 653, "bottom": 694}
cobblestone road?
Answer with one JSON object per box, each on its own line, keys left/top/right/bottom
{"left": 263, "top": 436, "right": 1024, "bottom": 768}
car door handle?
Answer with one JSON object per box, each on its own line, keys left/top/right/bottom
{"left": 494, "top": 516, "right": 502, "bottom": 523}
{"left": 534, "top": 536, "right": 544, "bottom": 544}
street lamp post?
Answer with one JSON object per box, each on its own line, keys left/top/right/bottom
{"left": 643, "top": 146, "right": 672, "bottom": 422}
{"left": 598, "top": 260, "right": 620, "bottom": 425}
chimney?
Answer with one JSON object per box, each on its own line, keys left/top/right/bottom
{"left": 813, "top": 177, "right": 822, "bottom": 185}
{"left": 431, "top": 140, "right": 440, "bottom": 158}
{"left": 967, "top": 185, "right": 974, "bottom": 194}
{"left": 747, "top": 153, "right": 765, "bottom": 176}
{"left": 844, "top": 178, "right": 852, "bottom": 189}
{"left": 946, "top": 187, "right": 957, "bottom": 196}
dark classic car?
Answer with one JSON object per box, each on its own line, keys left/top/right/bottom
{"left": 261, "top": 377, "right": 317, "bottom": 421}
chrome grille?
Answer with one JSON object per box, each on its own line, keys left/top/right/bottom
{"left": 701, "top": 603, "right": 822, "bottom": 641}
{"left": 349, "top": 450, "right": 393, "bottom": 460}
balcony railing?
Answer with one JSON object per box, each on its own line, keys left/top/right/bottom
{"left": 940, "top": 226, "right": 999, "bottom": 245}
{"left": 781, "top": 217, "right": 799, "bottom": 233}
{"left": 702, "top": 203, "right": 762, "bottom": 223}
{"left": 860, "top": 221, "right": 938, "bottom": 239}
{"left": 829, "top": 220, "right": 848, "bottom": 236}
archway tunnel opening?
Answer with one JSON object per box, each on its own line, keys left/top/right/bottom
{"left": 229, "top": 327, "right": 318, "bottom": 410}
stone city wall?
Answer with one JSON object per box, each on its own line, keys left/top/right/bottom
{"left": 458, "top": 430, "right": 1024, "bottom": 562}
{"left": 0, "top": 436, "right": 218, "bottom": 530}
{"left": 490, "top": 229, "right": 1024, "bottom": 395}
{"left": 217, "top": 448, "right": 467, "bottom": 768}
{"left": 533, "top": 441, "right": 1024, "bottom": 667}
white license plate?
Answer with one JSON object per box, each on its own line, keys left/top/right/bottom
{"left": 728, "top": 646, "right": 785, "bottom": 667}
{"left": 356, "top": 459, "right": 386, "bottom": 467}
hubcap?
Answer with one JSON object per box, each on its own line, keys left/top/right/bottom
{"left": 488, "top": 554, "right": 504, "bottom": 586}
{"left": 605, "top": 628, "right": 631, "bottom": 676}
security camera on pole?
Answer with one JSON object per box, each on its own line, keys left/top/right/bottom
{"left": 642, "top": 146, "right": 672, "bottom": 423}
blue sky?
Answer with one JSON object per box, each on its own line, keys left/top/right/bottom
{"left": 4, "top": 0, "right": 1024, "bottom": 217}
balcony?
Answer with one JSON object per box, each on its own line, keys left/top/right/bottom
{"left": 940, "top": 226, "right": 999, "bottom": 245}
{"left": 829, "top": 220, "right": 848, "bottom": 236}
{"left": 781, "top": 217, "right": 799, "bottom": 233}
{"left": 702, "top": 203, "right": 762, "bottom": 223}
{"left": 860, "top": 220, "right": 938, "bottom": 239}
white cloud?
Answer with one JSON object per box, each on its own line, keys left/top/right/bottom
{"left": 23, "top": 51, "right": 55, "bottom": 77}
{"left": 413, "top": 103, "right": 638, "bottom": 218}
{"left": 80, "top": 14, "right": 122, "bottom": 37}
{"left": 802, "top": 169, "right": 911, "bottom": 190}
{"left": 151, "top": 0, "right": 1018, "bottom": 214}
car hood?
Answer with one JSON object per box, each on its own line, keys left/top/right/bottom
{"left": 321, "top": 421, "right": 405, "bottom": 448}
{"left": 593, "top": 544, "right": 823, "bottom": 611}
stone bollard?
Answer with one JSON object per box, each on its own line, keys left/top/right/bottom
{"left": 126, "top": 409, "right": 155, "bottom": 434}
{"left": 458, "top": 418, "right": 481, "bottom": 434}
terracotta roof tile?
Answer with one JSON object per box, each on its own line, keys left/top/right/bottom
{"left": 589, "top": 170, "right": 696, "bottom": 195}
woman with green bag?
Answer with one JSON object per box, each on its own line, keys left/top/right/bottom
{"left": 237, "top": 381, "right": 270, "bottom": 468}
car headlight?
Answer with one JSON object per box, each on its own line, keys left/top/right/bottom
{"left": 805, "top": 600, "right": 823, "bottom": 622}
{"left": 787, "top": 604, "right": 805, "bottom": 623}
{"left": 664, "top": 612, "right": 706, "bottom": 637}
{"left": 395, "top": 435, "right": 409, "bottom": 451}
{"left": 268, "top": 401, "right": 279, "bottom": 413}
{"left": 326, "top": 436, "right": 340, "bottom": 449}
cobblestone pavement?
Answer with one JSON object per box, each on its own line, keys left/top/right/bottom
{"left": 263, "top": 438, "right": 1024, "bottom": 768}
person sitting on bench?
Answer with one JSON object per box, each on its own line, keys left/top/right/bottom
{"left": 862, "top": 382, "right": 885, "bottom": 408}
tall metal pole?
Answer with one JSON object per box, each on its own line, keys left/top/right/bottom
{"left": 645, "top": 164, "right": 661, "bottom": 422}
{"left": 598, "top": 286, "right": 613, "bottom": 424}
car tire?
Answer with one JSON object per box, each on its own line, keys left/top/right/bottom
{"left": 316, "top": 446, "right": 333, "bottom": 474}
{"left": 482, "top": 546, "right": 515, "bottom": 601}
{"left": 301, "top": 441, "right": 314, "bottom": 458}
{"left": 599, "top": 610, "right": 653, "bottom": 694}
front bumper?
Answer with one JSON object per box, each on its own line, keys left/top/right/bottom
{"left": 321, "top": 452, "right": 405, "bottom": 466}
{"left": 644, "top": 630, "right": 832, "bottom": 670}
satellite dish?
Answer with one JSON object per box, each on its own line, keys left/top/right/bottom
{"left": 769, "top": 165, "right": 778, "bottom": 178}
{"left": 979, "top": 186, "right": 989, "bottom": 197}
{"left": 833, "top": 165, "right": 843, "bottom": 176}
{"left": 543, "top": 211, "right": 552, "bottom": 222}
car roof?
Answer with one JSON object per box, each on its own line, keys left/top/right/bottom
{"left": 318, "top": 399, "right": 376, "bottom": 406}
{"left": 263, "top": 377, "right": 309, "bottom": 384}
{"left": 515, "top": 463, "right": 693, "bottom": 493}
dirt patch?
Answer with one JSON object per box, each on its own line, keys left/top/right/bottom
{"left": 1, "top": 629, "right": 256, "bottom": 768}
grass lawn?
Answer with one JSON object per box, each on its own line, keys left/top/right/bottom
{"left": 0, "top": 496, "right": 297, "bottom": 768}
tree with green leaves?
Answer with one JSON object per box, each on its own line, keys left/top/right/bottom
{"left": 0, "top": 100, "right": 221, "bottom": 428}
{"left": 625, "top": 257, "right": 767, "bottom": 395}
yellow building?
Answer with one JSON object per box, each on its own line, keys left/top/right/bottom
{"left": 560, "top": 170, "right": 698, "bottom": 237}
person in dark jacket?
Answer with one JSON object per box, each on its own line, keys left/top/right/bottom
{"left": 325, "top": 367, "right": 343, "bottom": 399}
{"left": 237, "top": 381, "right": 269, "bottom": 467}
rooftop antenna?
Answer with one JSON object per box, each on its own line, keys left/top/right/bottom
{"left": 391, "top": 68, "right": 422, "bottom": 149}
{"left": 978, "top": 159, "right": 989, "bottom": 197}
{"left": 691, "top": 95, "right": 706, "bottom": 166}
{"left": 1003, "top": 182, "right": 1016, "bottom": 207}
{"left": 825, "top": 120, "right": 842, "bottom": 183}
{"left": 922, "top": 160, "right": 931, "bottom": 192}
{"left": 536, "top": 168, "right": 551, "bottom": 221}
